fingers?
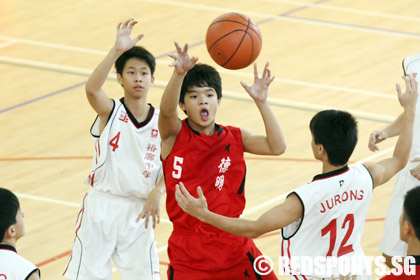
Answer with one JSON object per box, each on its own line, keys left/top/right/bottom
{"left": 135, "top": 34, "right": 144, "bottom": 42}
{"left": 253, "top": 63, "right": 259, "bottom": 79}
{"left": 122, "top": 18, "right": 135, "bottom": 29}
{"left": 262, "top": 62, "right": 269, "bottom": 80}
{"left": 183, "top": 43, "right": 189, "bottom": 53}
{"left": 240, "top": 81, "right": 249, "bottom": 91}
{"left": 411, "top": 157, "right": 420, "bottom": 162}
{"left": 410, "top": 168, "right": 420, "bottom": 181}
{"left": 174, "top": 41, "right": 182, "bottom": 53}
{"left": 191, "top": 56, "right": 199, "bottom": 65}
{"left": 197, "top": 186, "right": 204, "bottom": 199}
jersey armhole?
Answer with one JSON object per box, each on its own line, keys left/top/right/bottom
{"left": 25, "top": 268, "right": 40, "bottom": 280}
{"left": 90, "top": 99, "right": 116, "bottom": 137}
{"left": 281, "top": 191, "right": 305, "bottom": 240}
{"left": 361, "top": 164, "right": 374, "bottom": 190}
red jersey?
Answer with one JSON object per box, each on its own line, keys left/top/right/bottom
{"left": 163, "top": 119, "right": 246, "bottom": 227}
{"left": 163, "top": 119, "right": 277, "bottom": 279}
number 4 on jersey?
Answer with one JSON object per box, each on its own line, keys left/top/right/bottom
{"left": 109, "top": 132, "right": 121, "bottom": 152}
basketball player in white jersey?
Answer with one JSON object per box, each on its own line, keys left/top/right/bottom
{"left": 175, "top": 74, "right": 418, "bottom": 279}
{"left": 63, "top": 18, "right": 163, "bottom": 280}
{"left": 368, "top": 54, "right": 420, "bottom": 268}
{"left": 0, "top": 188, "right": 40, "bottom": 280}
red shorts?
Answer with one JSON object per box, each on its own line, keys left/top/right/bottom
{"left": 167, "top": 225, "right": 278, "bottom": 280}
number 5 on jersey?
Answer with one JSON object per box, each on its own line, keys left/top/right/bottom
{"left": 172, "top": 156, "right": 184, "bottom": 179}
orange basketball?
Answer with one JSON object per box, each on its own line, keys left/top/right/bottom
{"left": 206, "top": 12, "right": 262, "bottom": 70}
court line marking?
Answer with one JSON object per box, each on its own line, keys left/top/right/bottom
{"left": 0, "top": 50, "right": 395, "bottom": 100}
{"left": 16, "top": 192, "right": 172, "bottom": 224}
{"left": 0, "top": 55, "right": 398, "bottom": 123}
{"left": 140, "top": 0, "right": 420, "bottom": 39}
{"left": 265, "top": 0, "right": 420, "bottom": 23}
{"left": 0, "top": 40, "right": 17, "bottom": 49}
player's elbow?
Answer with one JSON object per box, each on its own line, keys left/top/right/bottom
{"left": 271, "top": 143, "right": 286, "bottom": 156}
{"left": 85, "top": 84, "right": 99, "bottom": 99}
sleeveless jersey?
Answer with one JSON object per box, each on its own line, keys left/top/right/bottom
{"left": 85, "top": 98, "right": 162, "bottom": 199}
{"left": 163, "top": 119, "right": 246, "bottom": 228}
{"left": 403, "top": 54, "right": 420, "bottom": 159}
{"left": 281, "top": 165, "right": 373, "bottom": 278}
{"left": 0, "top": 244, "right": 40, "bottom": 280}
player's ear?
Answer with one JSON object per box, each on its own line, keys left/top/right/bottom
{"left": 217, "top": 98, "right": 221, "bottom": 106}
{"left": 117, "top": 73, "right": 123, "bottom": 87}
{"left": 404, "top": 220, "right": 414, "bottom": 236}
{"left": 179, "top": 102, "right": 187, "bottom": 115}
{"left": 151, "top": 76, "right": 155, "bottom": 85}
{"left": 6, "top": 225, "right": 15, "bottom": 238}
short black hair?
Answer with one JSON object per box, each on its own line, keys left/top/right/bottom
{"left": 0, "top": 188, "right": 20, "bottom": 242}
{"left": 310, "top": 110, "right": 358, "bottom": 166}
{"left": 115, "top": 46, "right": 156, "bottom": 76}
{"left": 403, "top": 186, "right": 420, "bottom": 240}
{"left": 180, "top": 64, "right": 222, "bottom": 103}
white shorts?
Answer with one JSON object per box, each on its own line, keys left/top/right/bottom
{"left": 380, "top": 161, "right": 420, "bottom": 257}
{"left": 63, "top": 188, "right": 160, "bottom": 280}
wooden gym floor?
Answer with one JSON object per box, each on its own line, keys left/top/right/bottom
{"left": 1, "top": 0, "right": 420, "bottom": 279}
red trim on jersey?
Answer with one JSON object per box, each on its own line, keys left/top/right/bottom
{"left": 97, "top": 139, "right": 101, "bottom": 157}
{"left": 90, "top": 172, "right": 95, "bottom": 187}
{"left": 63, "top": 193, "right": 88, "bottom": 275}
{"left": 312, "top": 165, "right": 350, "bottom": 182}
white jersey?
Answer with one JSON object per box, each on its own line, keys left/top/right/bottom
{"left": 403, "top": 54, "right": 420, "bottom": 159}
{"left": 380, "top": 53, "right": 420, "bottom": 257}
{"left": 0, "top": 244, "right": 40, "bottom": 279}
{"left": 85, "top": 98, "right": 162, "bottom": 198}
{"left": 281, "top": 165, "right": 373, "bottom": 278}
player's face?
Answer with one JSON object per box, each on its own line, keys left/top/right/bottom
{"left": 12, "top": 208, "right": 25, "bottom": 239}
{"left": 311, "top": 134, "right": 321, "bottom": 160}
{"left": 117, "top": 58, "right": 154, "bottom": 98}
{"left": 180, "top": 86, "right": 221, "bottom": 133}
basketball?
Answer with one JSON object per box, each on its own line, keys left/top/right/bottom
{"left": 206, "top": 12, "right": 262, "bottom": 70}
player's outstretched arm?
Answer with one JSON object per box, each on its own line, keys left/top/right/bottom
{"left": 365, "top": 75, "right": 418, "bottom": 188}
{"left": 159, "top": 42, "right": 198, "bottom": 157}
{"left": 368, "top": 113, "right": 403, "bottom": 152}
{"left": 86, "top": 18, "right": 144, "bottom": 120}
{"left": 240, "top": 62, "right": 286, "bottom": 156}
{"left": 175, "top": 182, "right": 302, "bottom": 238}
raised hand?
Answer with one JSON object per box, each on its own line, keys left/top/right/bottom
{"left": 168, "top": 41, "right": 199, "bottom": 75}
{"left": 114, "top": 18, "right": 144, "bottom": 53}
{"left": 240, "top": 62, "right": 275, "bottom": 103}
{"left": 397, "top": 74, "right": 418, "bottom": 110}
{"left": 368, "top": 130, "right": 388, "bottom": 152}
{"left": 175, "top": 182, "right": 208, "bottom": 220}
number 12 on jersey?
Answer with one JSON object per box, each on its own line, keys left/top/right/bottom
{"left": 321, "top": 214, "right": 355, "bottom": 257}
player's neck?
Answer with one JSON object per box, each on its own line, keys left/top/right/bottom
{"left": 0, "top": 238, "right": 17, "bottom": 249}
{"left": 187, "top": 118, "right": 217, "bottom": 136}
{"left": 123, "top": 96, "right": 149, "bottom": 122}
{"left": 407, "top": 236, "right": 420, "bottom": 256}
{"left": 322, "top": 161, "right": 347, "bottom": 174}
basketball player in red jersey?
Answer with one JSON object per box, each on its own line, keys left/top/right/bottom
{"left": 159, "top": 41, "right": 286, "bottom": 279}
